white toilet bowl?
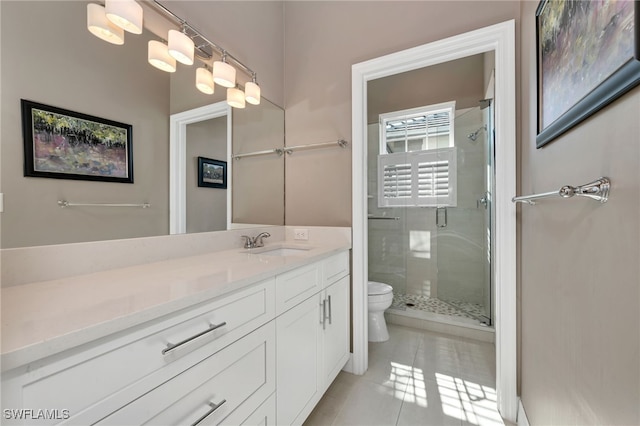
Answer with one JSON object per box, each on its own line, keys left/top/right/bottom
{"left": 368, "top": 281, "right": 393, "bottom": 342}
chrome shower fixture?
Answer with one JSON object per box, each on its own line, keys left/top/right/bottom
{"left": 467, "top": 125, "right": 487, "bottom": 142}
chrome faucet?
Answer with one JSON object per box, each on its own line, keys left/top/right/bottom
{"left": 241, "top": 232, "right": 271, "bottom": 249}
{"left": 253, "top": 232, "right": 271, "bottom": 247}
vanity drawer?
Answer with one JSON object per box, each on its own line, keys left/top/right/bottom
{"left": 6, "top": 279, "right": 275, "bottom": 426}
{"left": 226, "top": 392, "right": 276, "bottom": 426}
{"left": 323, "top": 251, "right": 350, "bottom": 286}
{"left": 98, "top": 322, "right": 276, "bottom": 425}
{"left": 275, "top": 262, "right": 322, "bottom": 315}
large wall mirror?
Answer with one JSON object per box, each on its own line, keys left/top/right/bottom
{"left": 0, "top": 1, "right": 285, "bottom": 249}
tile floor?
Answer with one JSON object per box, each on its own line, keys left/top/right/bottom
{"left": 303, "top": 324, "right": 510, "bottom": 426}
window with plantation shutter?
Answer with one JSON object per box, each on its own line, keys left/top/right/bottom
{"left": 378, "top": 101, "right": 457, "bottom": 208}
{"left": 378, "top": 148, "right": 457, "bottom": 207}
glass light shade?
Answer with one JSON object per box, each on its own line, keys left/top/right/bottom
{"left": 196, "top": 68, "right": 215, "bottom": 94}
{"left": 168, "top": 30, "right": 194, "bottom": 65}
{"left": 87, "top": 4, "right": 125, "bottom": 45}
{"left": 105, "top": 0, "right": 143, "bottom": 34}
{"left": 213, "top": 60, "right": 236, "bottom": 88}
{"left": 227, "top": 87, "right": 245, "bottom": 109}
{"left": 148, "top": 41, "right": 176, "bottom": 72}
{"left": 245, "top": 81, "right": 261, "bottom": 105}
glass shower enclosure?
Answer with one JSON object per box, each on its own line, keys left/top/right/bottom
{"left": 367, "top": 100, "right": 494, "bottom": 327}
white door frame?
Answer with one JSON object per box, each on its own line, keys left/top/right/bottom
{"left": 169, "top": 102, "right": 232, "bottom": 234}
{"left": 350, "top": 20, "right": 518, "bottom": 421}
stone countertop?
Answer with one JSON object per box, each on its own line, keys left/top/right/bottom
{"left": 1, "top": 241, "right": 350, "bottom": 371}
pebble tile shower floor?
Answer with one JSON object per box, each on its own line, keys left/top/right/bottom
{"left": 391, "top": 293, "right": 487, "bottom": 322}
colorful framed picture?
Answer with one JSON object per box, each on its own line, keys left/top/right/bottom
{"left": 198, "top": 157, "right": 227, "bottom": 189}
{"left": 21, "top": 100, "right": 133, "bottom": 183}
{"left": 536, "top": 0, "right": 640, "bottom": 147}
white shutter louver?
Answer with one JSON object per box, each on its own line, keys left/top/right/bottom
{"left": 378, "top": 148, "right": 457, "bottom": 208}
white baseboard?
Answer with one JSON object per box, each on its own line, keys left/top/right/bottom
{"left": 342, "top": 353, "right": 355, "bottom": 374}
{"left": 517, "top": 399, "right": 530, "bottom": 426}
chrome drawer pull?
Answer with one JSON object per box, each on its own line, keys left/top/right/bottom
{"left": 328, "top": 295, "right": 332, "bottom": 325}
{"left": 321, "top": 300, "right": 327, "bottom": 330}
{"left": 190, "top": 399, "right": 227, "bottom": 426}
{"left": 162, "top": 322, "right": 227, "bottom": 355}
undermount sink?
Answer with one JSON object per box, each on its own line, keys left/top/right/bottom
{"left": 257, "top": 247, "right": 311, "bottom": 256}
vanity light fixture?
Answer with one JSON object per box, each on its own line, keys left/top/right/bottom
{"left": 196, "top": 66, "right": 215, "bottom": 94}
{"left": 87, "top": 0, "right": 261, "bottom": 109}
{"left": 212, "top": 52, "right": 236, "bottom": 88}
{"left": 148, "top": 40, "right": 176, "bottom": 73}
{"left": 87, "top": 3, "right": 125, "bottom": 45}
{"left": 168, "top": 28, "right": 194, "bottom": 65}
{"left": 105, "top": 0, "right": 143, "bottom": 34}
{"left": 245, "top": 73, "right": 261, "bottom": 105}
{"left": 227, "top": 85, "right": 246, "bottom": 109}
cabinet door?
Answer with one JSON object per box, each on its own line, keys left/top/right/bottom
{"left": 322, "top": 275, "right": 351, "bottom": 386}
{"left": 276, "top": 294, "right": 323, "bottom": 426}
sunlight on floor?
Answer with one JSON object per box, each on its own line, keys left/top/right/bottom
{"left": 391, "top": 362, "right": 428, "bottom": 407}
{"left": 436, "top": 372, "right": 504, "bottom": 426}
{"left": 387, "top": 362, "right": 504, "bottom": 426}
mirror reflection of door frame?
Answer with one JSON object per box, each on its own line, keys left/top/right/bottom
{"left": 351, "top": 20, "right": 517, "bottom": 421}
{"left": 169, "top": 102, "right": 232, "bottom": 234}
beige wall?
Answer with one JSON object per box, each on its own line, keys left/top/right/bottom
{"left": 283, "top": 1, "right": 521, "bottom": 226}
{"left": 0, "top": 1, "right": 170, "bottom": 248}
{"left": 232, "top": 100, "right": 285, "bottom": 225}
{"left": 519, "top": 2, "right": 639, "bottom": 424}
{"left": 367, "top": 54, "right": 485, "bottom": 123}
{"left": 186, "top": 117, "right": 227, "bottom": 233}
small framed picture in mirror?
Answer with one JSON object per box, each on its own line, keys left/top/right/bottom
{"left": 198, "top": 157, "right": 227, "bottom": 189}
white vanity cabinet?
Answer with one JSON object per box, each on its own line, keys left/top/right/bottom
{"left": 276, "top": 251, "right": 351, "bottom": 426}
{"left": 1, "top": 249, "right": 350, "bottom": 426}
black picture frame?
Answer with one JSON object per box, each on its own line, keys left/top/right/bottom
{"left": 536, "top": 0, "right": 640, "bottom": 148}
{"left": 21, "top": 99, "right": 133, "bottom": 183}
{"left": 198, "top": 156, "right": 227, "bottom": 189}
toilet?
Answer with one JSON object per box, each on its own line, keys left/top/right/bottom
{"left": 368, "top": 281, "right": 394, "bottom": 342}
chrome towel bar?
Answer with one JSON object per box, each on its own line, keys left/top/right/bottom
{"left": 232, "top": 148, "right": 284, "bottom": 160}
{"left": 512, "top": 177, "right": 610, "bottom": 205}
{"left": 232, "top": 140, "right": 348, "bottom": 160}
{"left": 285, "top": 139, "right": 348, "bottom": 155}
{"left": 58, "top": 200, "right": 151, "bottom": 208}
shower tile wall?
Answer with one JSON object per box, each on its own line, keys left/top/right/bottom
{"left": 367, "top": 108, "right": 488, "bottom": 310}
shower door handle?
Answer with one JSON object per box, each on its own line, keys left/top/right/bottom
{"left": 436, "top": 207, "right": 447, "bottom": 228}
{"left": 477, "top": 192, "right": 489, "bottom": 209}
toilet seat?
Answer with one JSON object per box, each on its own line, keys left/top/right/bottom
{"left": 368, "top": 281, "right": 393, "bottom": 296}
